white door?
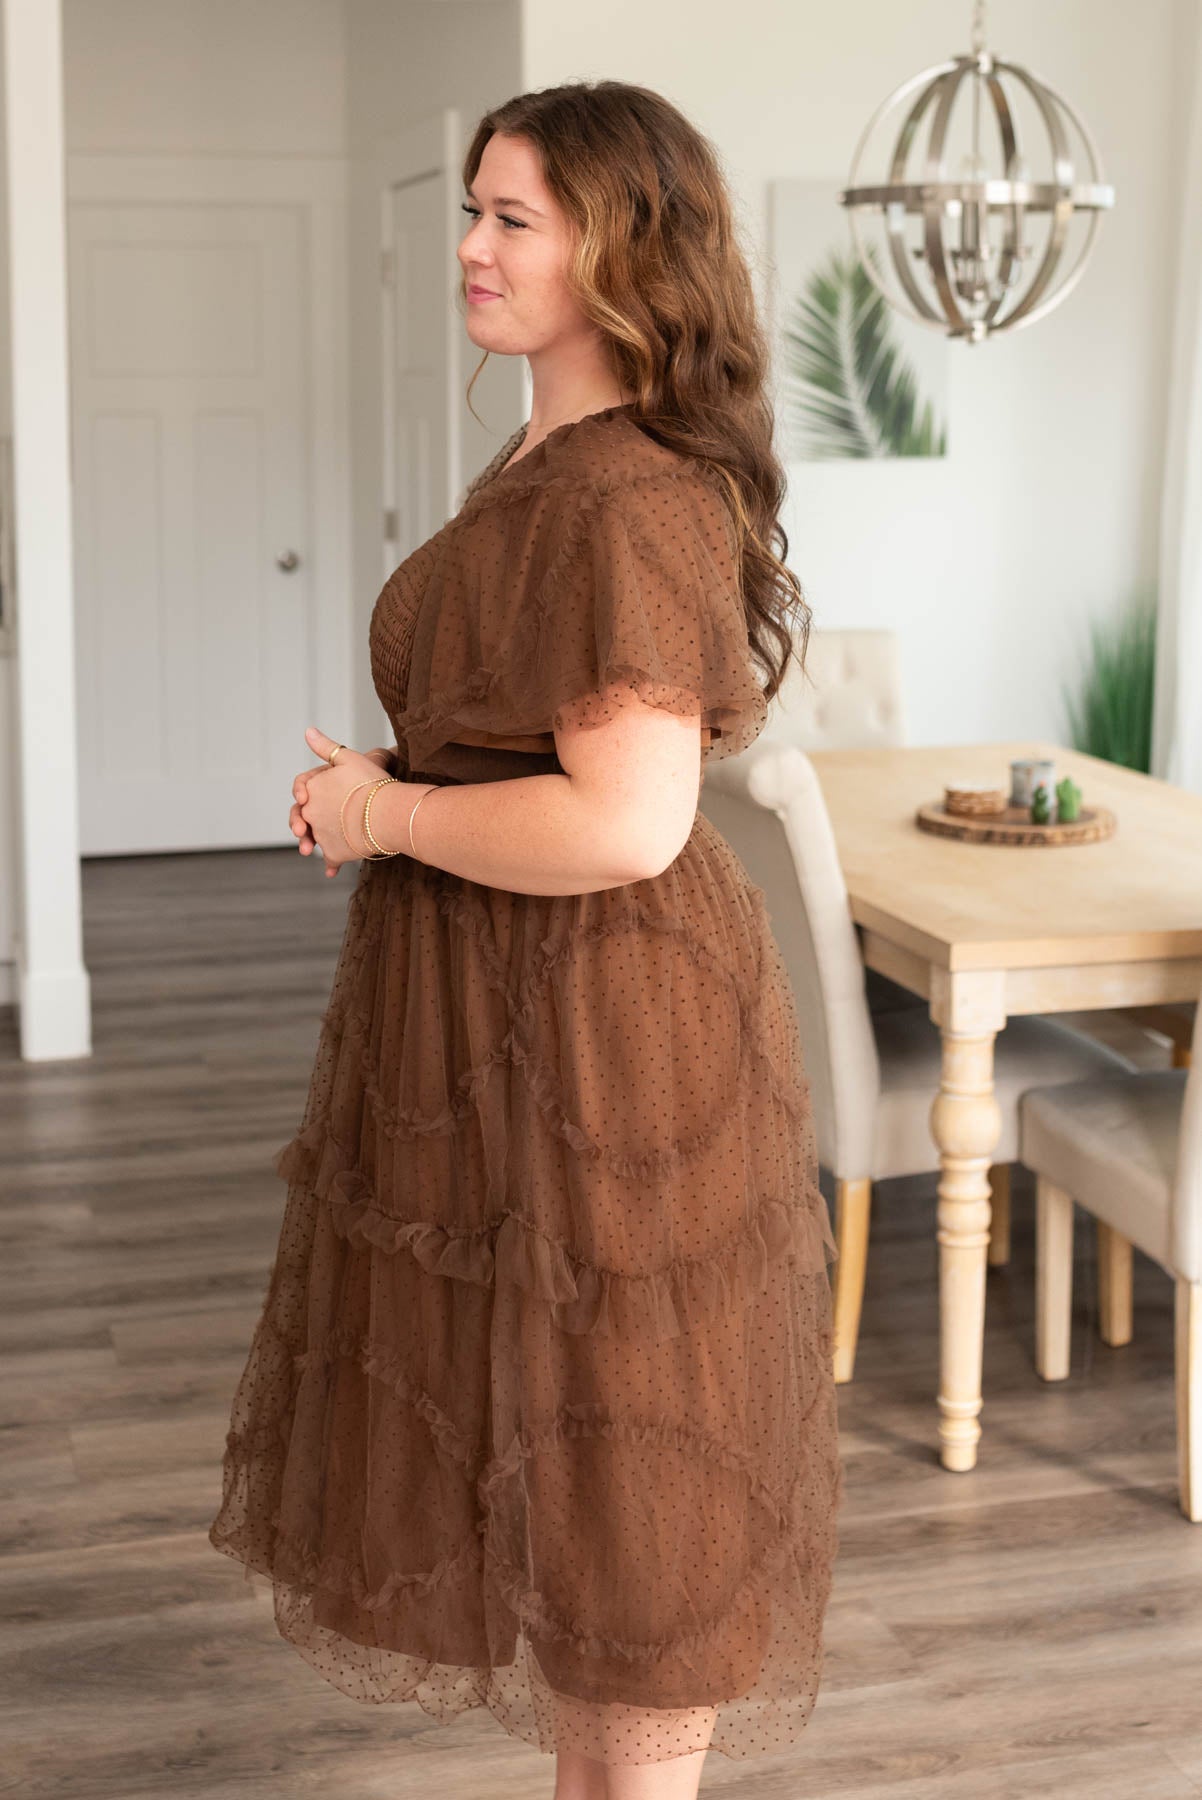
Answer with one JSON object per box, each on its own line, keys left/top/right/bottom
{"left": 381, "top": 172, "right": 455, "bottom": 573}
{"left": 69, "top": 201, "right": 312, "bottom": 853}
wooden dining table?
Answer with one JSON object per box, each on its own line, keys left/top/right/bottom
{"left": 805, "top": 740, "right": 1202, "bottom": 1473}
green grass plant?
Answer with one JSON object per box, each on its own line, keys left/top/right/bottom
{"left": 1061, "top": 596, "right": 1157, "bottom": 774}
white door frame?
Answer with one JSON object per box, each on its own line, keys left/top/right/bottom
{"left": 376, "top": 106, "right": 465, "bottom": 564}
{"left": 372, "top": 107, "right": 526, "bottom": 560}
{"left": 3, "top": 130, "right": 351, "bottom": 1059}
{"left": 3, "top": 0, "right": 89, "bottom": 1059}
{"left": 66, "top": 151, "right": 354, "bottom": 746}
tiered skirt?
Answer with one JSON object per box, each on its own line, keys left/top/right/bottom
{"left": 209, "top": 808, "right": 843, "bottom": 1766}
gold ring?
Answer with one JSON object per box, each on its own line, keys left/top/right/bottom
{"left": 328, "top": 742, "right": 346, "bottom": 765}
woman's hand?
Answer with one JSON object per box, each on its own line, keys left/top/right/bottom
{"left": 291, "top": 727, "right": 396, "bottom": 878}
{"left": 290, "top": 738, "right": 393, "bottom": 860}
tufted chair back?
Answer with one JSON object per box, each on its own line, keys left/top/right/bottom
{"left": 757, "top": 628, "right": 905, "bottom": 751}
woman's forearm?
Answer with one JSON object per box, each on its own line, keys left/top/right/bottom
{"left": 364, "top": 743, "right": 397, "bottom": 772}
{"left": 365, "top": 770, "right": 653, "bottom": 896}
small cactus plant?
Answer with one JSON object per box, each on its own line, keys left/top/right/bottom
{"left": 1030, "top": 781, "right": 1052, "bottom": 825}
{"left": 1056, "top": 776, "right": 1082, "bottom": 823}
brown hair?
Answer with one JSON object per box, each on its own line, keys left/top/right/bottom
{"left": 461, "top": 79, "right": 811, "bottom": 703}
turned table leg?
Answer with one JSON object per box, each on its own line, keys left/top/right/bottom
{"left": 928, "top": 970, "right": 1006, "bottom": 1473}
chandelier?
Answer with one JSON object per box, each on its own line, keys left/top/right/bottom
{"left": 837, "top": 0, "right": 1115, "bottom": 342}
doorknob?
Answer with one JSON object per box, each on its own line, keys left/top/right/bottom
{"left": 276, "top": 549, "right": 301, "bottom": 572}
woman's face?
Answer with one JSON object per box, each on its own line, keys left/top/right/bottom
{"left": 457, "top": 134, "right": 587, "bottom": 358}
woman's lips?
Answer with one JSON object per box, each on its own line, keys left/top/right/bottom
{"left": 468, "top": 284, "right": 502, "bottom": 301}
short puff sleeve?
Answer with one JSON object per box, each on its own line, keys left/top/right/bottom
{"left": 398, "top": 467, "right": 769, "bottom": 774}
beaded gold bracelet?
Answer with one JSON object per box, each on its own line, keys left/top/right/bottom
{"left": 362, "top": 777, "right": 403, "bottom": 858}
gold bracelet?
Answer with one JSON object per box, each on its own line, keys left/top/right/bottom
{"left": 362, "top": 777, "right": 403, "bottom": 857}
{"left": 339, "top": 780, "right": 376, "bottom": 854}
{"left": 407, "top": 785, "right": 437, "bottom": 861}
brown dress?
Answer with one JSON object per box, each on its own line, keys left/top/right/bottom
{"left": 209, "top": 401, "right": 844, "bottom": 1767}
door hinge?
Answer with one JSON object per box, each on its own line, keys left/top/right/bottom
{"left": 384, "top": 506, "right": 399, "bottom": 539}
{"left": 380, "top": 248, "right": 395, "bottom": 288}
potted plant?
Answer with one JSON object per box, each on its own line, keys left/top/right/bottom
{"left": 1061, "top": 592, "right": 1157, "bottom": 773}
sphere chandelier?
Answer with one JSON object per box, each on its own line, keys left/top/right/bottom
{"left": 837, "top": 0, "right": 1116, "bottom": 343}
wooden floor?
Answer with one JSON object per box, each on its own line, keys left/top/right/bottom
{"left": 3, "top": 847, "right": 1201, "bottom": 1798}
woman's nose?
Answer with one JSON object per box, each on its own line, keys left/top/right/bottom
{"left": 460, "top": 236, "right": 486, "bottom": 264}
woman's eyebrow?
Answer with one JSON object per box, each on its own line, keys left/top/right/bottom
{"left": 464, "top": 186, "right": 545, "bottom": 217}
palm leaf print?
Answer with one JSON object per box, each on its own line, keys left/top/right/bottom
{"left": 782, "top": 245, "right": 947, "bottom": 459}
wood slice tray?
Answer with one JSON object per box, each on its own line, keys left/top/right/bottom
{"left": 915, "top": 800, "right": 1117, "bottom": 846}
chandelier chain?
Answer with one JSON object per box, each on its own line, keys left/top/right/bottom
{"left": 971, "top": 0, "right": 987, "bottom": 56}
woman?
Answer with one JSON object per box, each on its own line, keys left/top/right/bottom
{"left": 209, "top": 79, "right": 843, "bottom": 1800}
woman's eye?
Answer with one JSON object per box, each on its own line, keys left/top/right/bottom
{"left": 459, "top": 203, "right": 525, "bottom": 230}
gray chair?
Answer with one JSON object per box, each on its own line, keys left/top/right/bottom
{"left": 1018, "top": 985, "right": 1202, "bottom": 1521}
{"left": 701, "top": 743, "right": 1138, "bottom": 1383}
{"left": 753, "top": 628, "right": 928, "bottom": 1023}
{"left": 712, "top": 626, "right": 1184, "bottom": 1257}
{"left": 1121, "top": 1003, "right": 1196, "bottom": 1069}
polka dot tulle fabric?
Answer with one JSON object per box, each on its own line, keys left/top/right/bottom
{"left": 209, "top": 403, "right": 844, "bottom": 1767}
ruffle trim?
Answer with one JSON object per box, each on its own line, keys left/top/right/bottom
{"left": 268, "top": 1517, "right": 484, "bottom": 1613}
{"left": 317, "top": 994, "right": 510, "bottom": 1146}
{"left": 275, "top": 1115, "right": 838, "bottom": 1340}
{"left": 212, "top": 1393, "right": 844, "bottom": 1660}
{"left": 398, "top": 468, "right": 767, "bottom": 770}
{"left": 453, "top": 434, "right": 728, "bottom": 528}
{"left": 483, "top": 1509, "right": 826, "bottom": 1672}
{"left": 478, "top": 1400, "right": 797, "bottom": 1520}
{"left": 314, "top": 885, "right": 812, "bottom": 1184}
{"left": 478, "top": 1394, "right": 842, "bottom": 1666}
{"left": 320, "top": 984, "right": 804, "bottom": 1184}
{"left": 399, "top": 658, "right": 739, "bottom": 746}
{"left": 224, "top": 1329, "right": 833, "bottom": 1506}
{"left": 399, "top": 660, "right": 764, "bottom": 777}
{"left": 351, "top": 812, "right": 774, "bottom": 1009}
{"left": 358, "top": 857, "right": 515, "bottom": 989}
{"left": 294, "top": 1323, "right": 484, "bottom": 1473}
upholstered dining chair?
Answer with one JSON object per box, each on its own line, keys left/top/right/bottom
{"left": 735, "top": 626, "right": 1187, "bottom": 1264}
{"left": 700, "top": 743, "right": 1139, "bottom": 1384}
{"left": 1018, "top": 983, "right": 1202, "bottom": 1521}
{"left": 753, "top": 626, "right": 922, "bottom": 1017}
{"left": 755, "top": 626, "right": 907, "bottom": 754}
{"left": 1121, "top": 1003, "right": 1196, "bottom": 1069}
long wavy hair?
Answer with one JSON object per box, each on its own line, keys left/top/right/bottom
{"left": 460, "top": 80, "right": 811, "bottom": 701}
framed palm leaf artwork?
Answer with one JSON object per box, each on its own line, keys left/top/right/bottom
{"left": 768, "top": 178, "right": 949, "bottom": 461}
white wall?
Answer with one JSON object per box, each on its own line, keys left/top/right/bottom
{"left": 62, "top": 0, "right": 346, "bottom": 155}
{"left": 0, "top": 0, "right": 350, "bottom": 1004}
{"left": 523, "top": 0, "right": 1195, "bottom": 750}
{"left": 343, "top": 0, "right": 522, "bottom": 744}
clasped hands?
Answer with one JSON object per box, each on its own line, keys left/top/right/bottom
{"left": 290, "top": 725, "right": 433, "bottom": 879}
